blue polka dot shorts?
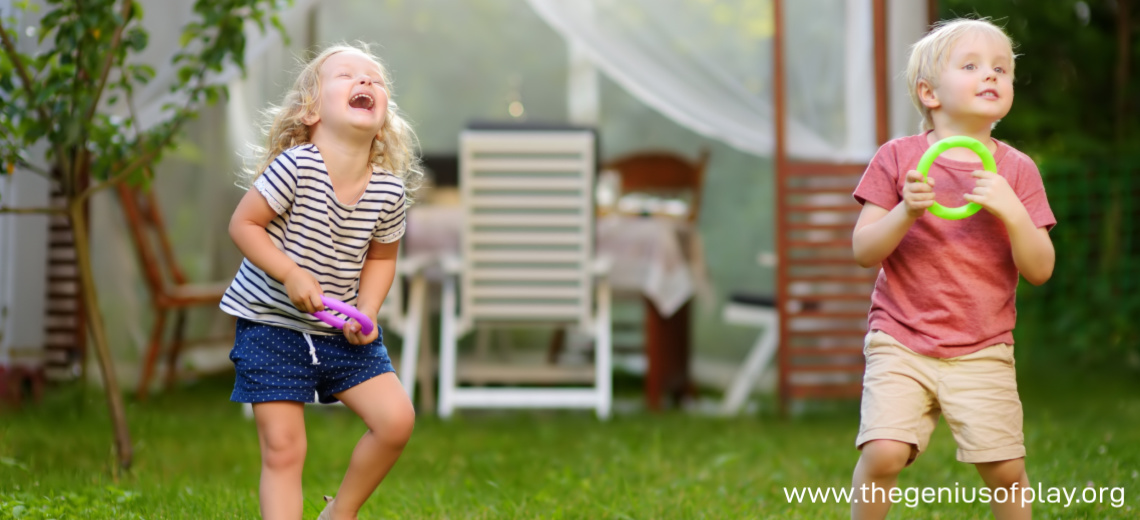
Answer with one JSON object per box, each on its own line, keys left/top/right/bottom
{"left": 229, "top": 318, "right": 395, "bottom": 404}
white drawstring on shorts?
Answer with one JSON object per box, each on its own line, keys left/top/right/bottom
{"left": 303, "top": 332, "right": 319, "bottom": 365}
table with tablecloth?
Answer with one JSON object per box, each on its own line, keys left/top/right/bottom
{"left": 402, "top": 201, "right": 702, "bottom": 409}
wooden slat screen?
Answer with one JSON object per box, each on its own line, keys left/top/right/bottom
{"left": 777, "top": 162, "right": 872, "bottom": 409}
{"left": 43, "top": 185, "right": 84, "bottom": 381}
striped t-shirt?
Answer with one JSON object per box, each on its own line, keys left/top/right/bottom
{"left": 220, "top": 144, "right": 407, "bottom": 334}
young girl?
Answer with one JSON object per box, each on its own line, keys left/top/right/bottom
{"left": 220, "top": 43, "right": 422, "bottom": 520}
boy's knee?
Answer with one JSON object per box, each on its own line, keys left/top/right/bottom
{"left": 977, "top": 459, "right": 1027, "bottom": 488}
{"left": 261, "top": 431, "right": 306, "bottom": 471}
{"left": 860, "top": 440, "right": 912, "bottom": 477}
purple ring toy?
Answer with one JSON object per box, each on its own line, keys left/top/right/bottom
{"left": 311, "top": 296, "right": 374, "bottom": 336}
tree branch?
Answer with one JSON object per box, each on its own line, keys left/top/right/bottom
{"left": 76, "top": 146, "right": 157, "bottom": 204}
{"left": 83, "top": 0, "right": 135, "bottom": 124}
{"left": 14, "top": 157, "right": 52, "bottom": 177}
{"left": 71, "top": 0, "right": 87, "bottom": 188}
{"left": 77, "top": 67, "right": 210, "bottom": 204}
{"left": 0, "top": 15, "right": 71, "bottom": 178}
{"left": 0, "top": 18, "right": 50, "bottom": 127}
{"left": 125, "top": 83, "right": 143, "bottom": 143}
{"left": 0, "top": 206, "right": 66, "bottom": 215}
{"left": 72, "top": 0, "right": 85, "bottom": 125}
{"left": 77, "top": 122, "right": 180, "bottom": 204}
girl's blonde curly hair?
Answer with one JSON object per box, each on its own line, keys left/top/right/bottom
{"left": 242, "top": 42, "right": 423, "bottom": 199}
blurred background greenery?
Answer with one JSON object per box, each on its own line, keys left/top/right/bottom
{"left": 941, "top": 0, "right": 1139, "bottom": 368}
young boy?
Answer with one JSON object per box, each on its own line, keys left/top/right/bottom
{"left": 849, "top": 19, "right": 1056, "bottom": 520}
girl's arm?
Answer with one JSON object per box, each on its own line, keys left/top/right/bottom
{"left": 852, "top": 170, "right": 933, "bottom": 267}
{"left": 343, "top": 239, "right": 400, "bottom": 345}
{"left": 228, "top": 188, "right": 325, "bottom": 313}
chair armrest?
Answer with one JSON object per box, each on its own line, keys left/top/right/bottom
{"left": 590, "top": 256, "right": 612, "bottom": 278}
{"left": 396, "top": 253, "right": 433, "bottom": 276}
{"left": 440, "top": 254, "right": 462, "bottom": 275}
{"left": 722, "top": 301, "right": 779, "bottom": 327}
{"left": 167, "top": 281, "right": 231, "bottom": 305}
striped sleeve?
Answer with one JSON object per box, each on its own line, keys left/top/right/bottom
{"left": 253, "top": 150, "right": 299, "bottom": 215}
{"left": 374, "top": 180, "right": 407, "bottom": 244}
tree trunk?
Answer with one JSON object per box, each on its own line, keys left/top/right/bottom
{"left": 1105, "top": 0, "right": 1132, "bottom": 279}
{"left": 1115, "top": 0, "right": 1132, "bottom": 146}
{"left": 68, "top": 199, "right": 133, "bottom": 471}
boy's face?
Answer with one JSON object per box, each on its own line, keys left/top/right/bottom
{"left": 309, "top": 51, "right": 390, "bottom": 137}
{"left": 925, "top": 32, "right": 1014, "bottom": 128}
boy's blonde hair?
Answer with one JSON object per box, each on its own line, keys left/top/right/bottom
{"left": 244, "top": 42, "right": 423, "bottom": 198}
{"left": 906, "top": 18, "right": 1016, "bottom": 132}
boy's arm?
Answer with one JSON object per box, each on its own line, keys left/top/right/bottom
{"left": 1004, "top": 214, "right": 1054, "bottom": 286}
{"left": 853, "top": 202, "right": 913, "bottom": 267}
{"left": 228, "top": 188, "right": 325, "bottom": 312}
{"left": 962, "top": 170, "right": 1055, "bottom": 285}
{"left": 343, "top": 239, "right": 399, "bottom": 345}
{"left": 853, "top": 170, "right": 934, "bottom": 267}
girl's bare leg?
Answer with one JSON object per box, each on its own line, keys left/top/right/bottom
{"left": 253, "top": 401, "right": 307, "bottom": 520}
{"left": 327, "top": 372, "right": 415, "bottom": 519}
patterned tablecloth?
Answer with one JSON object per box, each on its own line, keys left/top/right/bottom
{"left": 403, "top": 204, "right": 700, "bottom": 317}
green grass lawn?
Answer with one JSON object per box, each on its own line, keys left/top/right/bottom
{"left": 2, "top": 364, "right": 1139, "bottom": 519}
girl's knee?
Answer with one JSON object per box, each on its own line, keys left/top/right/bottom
{"left": 261, "top": 430, "right": 307, "bottom": 471}
{"left": 368, "top": 401, "right": 415, "bottom": 449}
{"left": 860, "top": 440, "right": 912, "bottom": 476}
{"left": 386, "top": 404, "right": 416, "bottom": 446}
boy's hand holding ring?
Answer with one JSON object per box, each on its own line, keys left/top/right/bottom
{"left": 903, "top": 169, "right": 936, "bottom": 218}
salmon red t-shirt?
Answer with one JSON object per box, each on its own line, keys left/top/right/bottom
{"left": 853, "top": 132, "right": 1056, "bottom": 358}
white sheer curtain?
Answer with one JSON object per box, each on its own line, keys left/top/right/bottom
{"left": 526, "top": 0, "right": 885, "bottom": 162}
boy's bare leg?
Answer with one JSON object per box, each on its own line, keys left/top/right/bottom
{"left": 851, "top": 439, "right": 912, "bottom": 520}
{"left": 977, "top": 458, "right": 1031, "bottom": 520}
{"left": 253, "top": 401, "right": 308, "bottom": 520}
{"left": 328, "top": 372, "right": 416, "bottom": 520}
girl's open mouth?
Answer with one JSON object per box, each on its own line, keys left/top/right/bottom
{"left": 349, "top": 93, "right": 375, "bottom": 110}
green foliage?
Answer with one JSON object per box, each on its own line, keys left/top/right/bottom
{"left": 1016, "top": 156, "right": 1140, "bottom": 365}
{"left": 2, "top": 372, "right": 1139, "bottom": 518}
{"left": 942, "top": 1, "right": 1140, "bottom": 365}
{"left": 0, "top": 0, "right": 291, "bottom": 198}
{"left": 0, "top": 487, "right": 145, "bottom": 519}
{"left": 940, "top": 0, "right": 1140, "bottom": 157}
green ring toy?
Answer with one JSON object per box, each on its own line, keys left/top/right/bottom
{"left": 915, "top": 135, "right": 995, "bottom": 220}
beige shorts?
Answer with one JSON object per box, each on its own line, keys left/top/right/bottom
{"left": 856, "top": 330, "right": 1025, "bottom": 465}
